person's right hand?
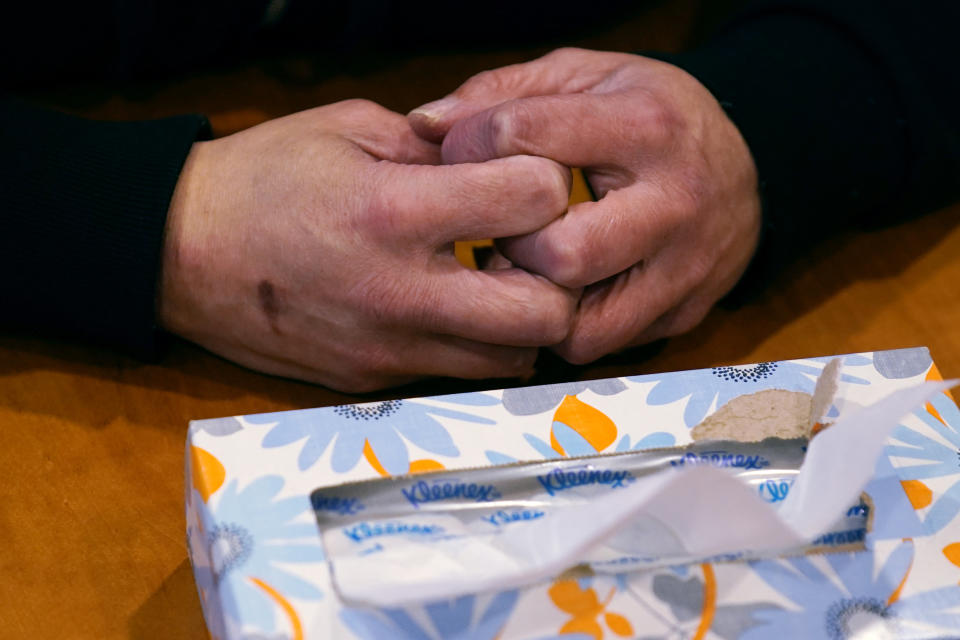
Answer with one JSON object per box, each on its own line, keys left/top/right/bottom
{"left": 409, "top": 49, "right": 761, "bottom": 365}
{"left": 158, "top": 100, "right": 577, "bottom": 391}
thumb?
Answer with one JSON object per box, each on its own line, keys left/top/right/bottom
{"left": 407, "top": 47, "right": 619, "bottom": 143}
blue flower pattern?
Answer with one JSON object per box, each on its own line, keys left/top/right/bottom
{"left": 615, "top": 431, "right": 677, "bottom": 451}
{"left": 203, "top": 475, "right": 324, "bottom": 631}
{"left": 887, "top": 391, "right": 960, "bottom": 533}
{"left": 492, "top": 379, "right": 667, "bottom": 463}
{"left": 340, "top": 591, "right": 525, "bottom": 640}
{"left": 248, "top": 393, "right": 498, "bottom": 473}
{"left": 744, "top": 542, "right": 960, "bottom": 638}
{"left": 501, "top": 379, "right": 628, "bottom": 416}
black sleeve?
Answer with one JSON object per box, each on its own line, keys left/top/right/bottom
{"left": 0, "top": 99, "right": 210, "bottom": 355}
{"left": 649, "top": 0, "right": 960, "bottom": 297}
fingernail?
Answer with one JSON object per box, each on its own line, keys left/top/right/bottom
{"left": 409, "top": 96, "right": 459, "bottom": 121}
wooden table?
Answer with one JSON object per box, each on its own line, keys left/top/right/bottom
{"left": 3, "top": 3, "right": 960, "bottom": 638}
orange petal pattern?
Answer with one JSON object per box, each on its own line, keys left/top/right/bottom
{"left": 550, "top": 395, "right": 618, "bottom": 456}
{"left": 549, "top": 578, "right": 635, "bottom": 639}
{"left": 943, "top": 543, "right": 960, "bottom": 568}
{"left": 692, "top": 564, "right": 717, "bottom": 640}
{"left": 886, "top": 539, "right": 914, "bottom": 606}
{"left": 249, "top": 577, "right": 304, "bottom": 640}
{"left": 190, "top": 445, "right": 225, "bottom": 503}
{"left": 604, "top": 612, "right": 633, "bottom": 637}
{"left": 560, "top": 617, "right": 603, "bottom": 640}
{"left": 901, "top": 479, "right": 933, "bottom": 510}
{"left": 363, "top": 440, "right": 390, "bottom": 477}
{"left": 409, "top": 459, "right": 445, "bottom": 474}
{"left": 549, "top": 579, "right": 601, "bottom": 617}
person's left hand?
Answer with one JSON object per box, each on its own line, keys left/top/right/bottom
{"left": 409, "top": 48, "right": 761, "bottom": 363}
{"left": 159, "top": 100, "right": 577, "bottom": 391}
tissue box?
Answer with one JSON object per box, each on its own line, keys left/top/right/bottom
{"left": 186, "top": 348, "right": 960, "bottom": 639}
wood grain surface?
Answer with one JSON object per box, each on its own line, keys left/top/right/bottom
{"left": 3, "top": 2, "right": 959, "bottom": 638}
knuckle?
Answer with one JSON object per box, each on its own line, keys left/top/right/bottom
{"left": 535, "top": 164, "right": 571, "bottom": 214}
{"left": 460, "top": 66, "right": 520, "bottom": 101}
{"left": 529, "top": 293, "right": 575, "bottom": 345}
{"left": 546, "top": 47, "right": 587, "bottom": 63}
{"left": 513, "top": 348, "right": 539, "bottom": 372}
{"left": 668, "top": 316, "right": 699, "bottom": 337}
{"left": 539, "top": 313, "right": 572, "bottom": 346}
{"left": 487, "top": 101, "right": 531, "bottom": 154}
{"left": 359, "top": 186, "right": 399, "bottom": 241}
{"left": 353, "top": 376, "right": 392, "bottom": 393}
{"left": 327, "top": 367, "right": 386, "bottom": 393}
{"left": 338, "top": 98, "right": 381, "bottom": 115}
{"left": 648, "top": 172, "right": 708, "bottom": 240}
{"left": 360, "top": 166, "right": 425, "bottom": 242}
{"left": 486, "top": 107, "right": 515, "bottom": 155}
{"left": 665, "top": 304, "right": 710, "bottom": 337}
{"left": 636, "top": 96, "right": 679, "bottom": 146}
{"left": 559, "top": 339, "right": 601, "bottom": 365}
{"left": 462, "top": 69, "right": 498, "bottom": 95}
{"left": 686, "top": 253, "right": 713, "bottom": 286}
{"left": 339, "top": 376, "right": 381, "bottom": 394}
{"left": 539, "top": 234, "right": 588, "bottom": 288}
{"left": 511, "top": 156, "right": 569, "bottom": 214}
{"left": 333, "top": 99, "right": 396, "bottom": 131}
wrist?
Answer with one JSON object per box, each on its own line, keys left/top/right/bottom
{"left": 158, "top": 140, "right": 212, "bottom": 337}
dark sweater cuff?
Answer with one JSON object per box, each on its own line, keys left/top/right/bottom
{"left": 0, "top": 100, "right": 211, "bottom": 356}
{"left": 645, "top": 11, "right": 905, "bottom": 300}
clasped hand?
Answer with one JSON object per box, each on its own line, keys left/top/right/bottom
{"left": 159, "top": 49, "right": 761, "bottom": 391}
